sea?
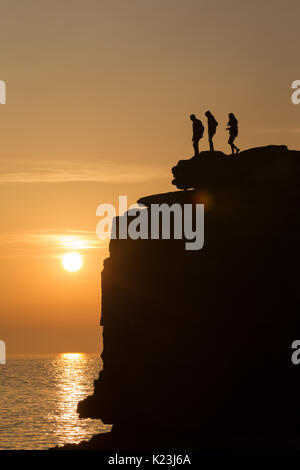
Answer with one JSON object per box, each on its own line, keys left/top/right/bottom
{"left": 0, "top": 353, "right": 111, "bottom": 450}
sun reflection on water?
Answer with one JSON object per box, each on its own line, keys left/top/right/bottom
{"left": 49, "top": 352, "right": 111, "bottom": 447}
{"left": 0, "top": 354, "right": 110, "bottom": 450}
{"left": 61, "top": 352, "right": 85, "bottom": 360}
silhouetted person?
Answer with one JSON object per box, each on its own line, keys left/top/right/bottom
{"left": 190, "top": 114, "right": 204, "bottom": 157}
{"left": 226, "top": 113, "right": 240, "bottom": 155}
{"left": 205, "top": 111, "right": 218, "bottom": 151}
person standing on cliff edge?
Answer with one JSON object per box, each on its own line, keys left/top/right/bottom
{"left": 226, "top": 112, "right": 240, "bottom": 155}
{"left": 205, "top": 111, "right": 218, "bottom": 152}
{"left": 190, "top": 114, "right": 204, "bottom": 156}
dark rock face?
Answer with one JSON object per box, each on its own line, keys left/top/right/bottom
{"left": 75, "top": 145, "right": 300, "bottom": 449}
{"left": 172, "top": 145, "right": 290, "bottom": 189}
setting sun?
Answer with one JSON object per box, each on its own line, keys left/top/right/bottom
{"left": 62, "top": 252, "right": 83, "bottom": 272}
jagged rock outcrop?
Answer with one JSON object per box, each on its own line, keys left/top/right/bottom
{"left": 172, "top": 145, "right": 290, "bottom": 189}
{"left": 63, "top": 145, "right": 300, "bottom": 449}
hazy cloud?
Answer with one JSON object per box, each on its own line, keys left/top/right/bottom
{"left": 0, "top": 229, "right": 107, "bottom": 258}
{"left": 0, "top": 160, "right": 167, "bottom": 184}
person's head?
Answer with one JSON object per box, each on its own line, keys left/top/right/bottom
{"left": 229, "top": 112, "right": 238, "bottom": 123}
{"left": 190, "top": 114, "right": 196, "bottom": 122}
{"left": 205, "top": 111, "right": 211, "bottom": 117}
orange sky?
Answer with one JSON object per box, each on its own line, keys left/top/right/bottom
{"left": 1, "top": 0, "right": 300, "bottom": 354}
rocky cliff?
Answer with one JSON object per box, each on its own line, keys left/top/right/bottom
{"left": 63, "top": 145, "right": 300, "bottom": 449}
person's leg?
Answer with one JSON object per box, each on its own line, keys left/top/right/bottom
{"left": 209, "top": 135, "right": 214, "bottom": 151}
{"left": 193, "top": 139, "right": 199, "bottom": 156}
{"left": 193, "top": 140, "right": 196, "bottom": 156}
{"left": 232, "top": 136, "right": 240, "bottom": 154}
{"left": 228, "top": 135, "right": 234, "bottom": 155}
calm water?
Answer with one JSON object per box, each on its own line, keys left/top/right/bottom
{"left": 0, "top": 354, "right": 111, "bottom": 450}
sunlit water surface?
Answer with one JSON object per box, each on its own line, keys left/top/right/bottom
{"left": 0, "top": 354, "right": 111, "bottom": 450}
